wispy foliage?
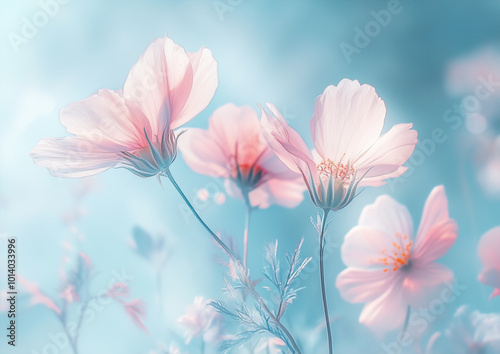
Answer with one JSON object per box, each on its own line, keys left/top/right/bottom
{"left": 263, "top": 239, "right": 312, "bottom": 320}
{"left": 210, "top": 239, "right": 311, "bottom": 353}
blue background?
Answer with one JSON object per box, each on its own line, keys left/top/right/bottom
{"left": 0, "top": 0, "right": 499, "bottom": 353}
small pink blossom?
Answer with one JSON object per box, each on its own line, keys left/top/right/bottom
{"left": 261, "top": 79, "right": 417, "bottom": 211}
{"left": 31, "top": 35, "right": 218, "bottom": 178}
{"left": 180, "top": 104, "right": 305, "bottom": 208}
{"left": 177, "top": 296, "right": 224, "bottom": 344}
{"left": 60, "top": 284, "right": 80, "bottom": 303}
{"left": 478, "top": 226, "right": 500, "bottom": 299}
{"left": 106, "top": 282, "right": 130, "bottom": 299}
{"left": 122, "top": 299, "right": 148, "bottom": 334}
{"left": 336, "top": 186, "right": 458, "bottom": 335}
{"left": 18, "top": 276, "right": 61, "bottom": 315}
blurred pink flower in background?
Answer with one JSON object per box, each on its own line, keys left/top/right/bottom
{"left": 31, "top": 35, "right": 218, "bottom": 178}
{"left": 180, "top": 104, "right": 305, "bottom": 208}
{"left": 446, "top": 46, "right": 500, "bottom": 134}
{"left": 478, "top": 226, "right": 500, "bottom": 299}
{"left": 476, "top": 136, "right": 500, "bottom": 196}
{"left": 177, "top": 296, "right": 225, "bottom": 344}
{"left": 18, "top": 276, "right": 61, "bottom": 314}
{"left": 255, "top": 337, "right": 286, "bottom": 353}
{"left": 429, "top": 306, "right": 500, "bottom": 354}
{"left": 336, "top": 186, "right": 458, "bottom": 334}
{"left": 261, "top": 79, "right": 418, "bottom": 211}
{"left": 122, "top": 299, "right": 149, "bottom": 334}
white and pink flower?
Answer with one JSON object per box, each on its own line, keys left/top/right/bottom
{"left": 31, "top": 35, "right": 218, "bottom": 178}
{"left": 261, "top": 79, "right": 418, "bottom": 211}
{"left": 177, "top": 296, "right": 224, "bottom": 344}
{"left": 180, "top": 103, "right": 305, "bottom": 208}
{"left": 336, "top": 186, "right": 458, "bottom": 334}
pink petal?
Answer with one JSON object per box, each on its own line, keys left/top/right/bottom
{"left": 359, "top": 282, "right": 407, "bottom": 335}
{"left": 208, "top": 104, "right": 262, "bottom": 165}
{"left": 179, "top": 128, "right": 230, "bottom": 177}
{"left": 260, "top": 103, "right": 316, "bottom": 175}
{"left": 123, "top": 36, "right": 216, "bottom": 134}
{"left": 59, "top": 89, "right": 148, "bottom": 150}
{"left": 402, "top": 263, "right": 454, "bottom": 307}
{"left": 171, "top": 48, "right": 218, "bottom": 129}
{"left": 248, "top": 178, "right": 305, "bottom": 209}
{"left": 358, "top": 195, "right": 414, "bottom": 239}
{"left": 336, "top": 268, "right": 396, "bottom": 303}
{"left": 478, "top": 267, "right": 500, "bottom": 289}
{"left": 123, "top": 299, "right": 149, "bottom": 334}
{"left": 31, "top": 137, "right": 121, "bottom": 177}
{"left": 412, "top": 186, "right": 458, "bottom": 263}
{"left": 341, "top": 226, "right": 400, "bottom": 269}
{"left": 355, "top": 123, "right": 418, "bottom": 186}
{"left": 310, "top": 79, "right": 386, "bottom": 163}
{"left": 18, "top": 276, "right": 61, "bottom": 315}
{"left": 490, "top": 288, "right": 500, "bottom": 299}
{"left": 123, "top": 36, "right": 190, "bottom": 134}
{"left": 478, "top": 227, "right": 500, "bottom": 270}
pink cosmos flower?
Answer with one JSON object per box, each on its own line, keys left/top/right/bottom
{"left": 478, "top": 226, "right": 500, "bottom": 299}
{"left": 336, "top": 186, "right": 458, "bottom": 334}
{"left": 177, "top": 296, "right": 224, "bottom": 344}
{"left": 261, "top": 79, "right": 418, "bottom": 211}
{"left": 31, "top": 35, "right": 218, "bottom": 178}
{"left": 179, "top": 104, "right": 305, "bottom": 208}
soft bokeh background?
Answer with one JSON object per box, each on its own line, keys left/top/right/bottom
{"left": 0, "top": 0, "right": 499, "bottom": 353}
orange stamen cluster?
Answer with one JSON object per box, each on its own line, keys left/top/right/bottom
{"left": 317, "top": 159, "right": 354, "bottom": 181}
{"left": 378, "top": 233, "right": 412, "bottom": 272}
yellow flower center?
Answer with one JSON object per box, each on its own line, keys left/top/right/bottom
{"left": 378, "top": 233, "right": 412, "bottom": 272}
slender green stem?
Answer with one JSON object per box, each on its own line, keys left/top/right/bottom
{"left": 57, "top": 308, "right": 78, "bottom": 354}
{"left": 402, "top": 305, "right": 411, "bottom": 333}
{"left": 163, "top": 170, "right": 301, "bottom": 354}
{"left": 319, "top": 209, "right": 333, "bottom": 354}
{"left": 164, "top": 170, "right": 236, "bottom": 259}
{"left": 243, "top": 194, "right": 252, "bottom": 270}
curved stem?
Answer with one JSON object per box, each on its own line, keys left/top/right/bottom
{"left": 57, "top": 309, "right": 78, "bottom": 354}
{"left": 73, "top": 298, "right": 93, "bottom": 351}
{"left": 319, "top": 209, "right": 333, "bottom": 354}
{"left": 243, "top": 194, "right": 252, "bottom": 270}
{"left": 164, "top": 170, "right": 236, "bottom": 259}
{"left": 164, "top": 170, "right": 301, "bottom": 354}
{"left": 402, "top": 305, "right": 411, "bottom": 333}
